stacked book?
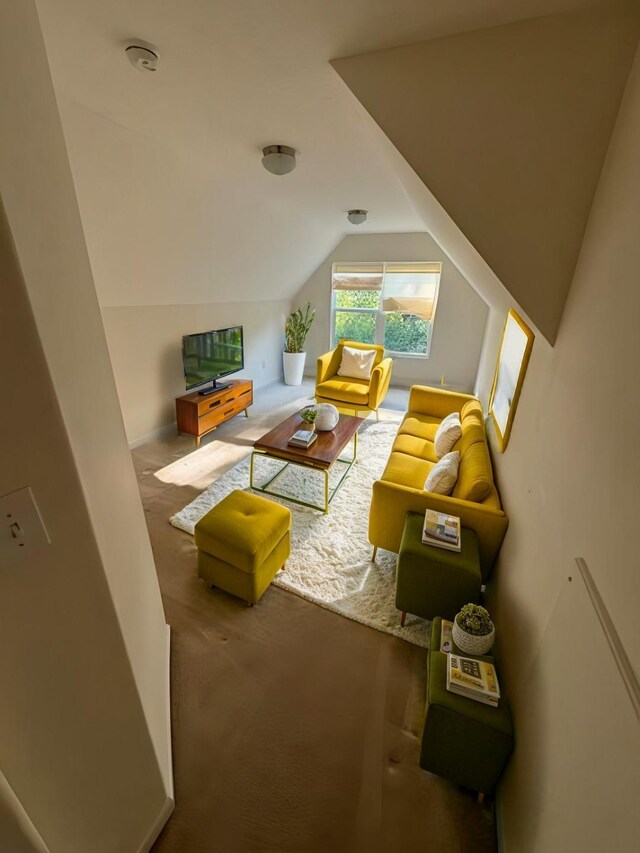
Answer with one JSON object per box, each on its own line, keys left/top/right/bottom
{"left": 287, "top": 429, "right": 318, "bottom": 449}
{"left": 422, "top": 509, "right": 461, "bottom": 551}
{"left": 446, "top": 654, "right": 501, "bottom": 707}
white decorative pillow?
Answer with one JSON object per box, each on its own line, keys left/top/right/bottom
{"left": 424, "top": 451, "right": 460, "bottom": 495}
{"left": 337, "top": 345, "right": 376, "bottom": 380}
{"left": 434, "top": 412, "right": 462, "bottom": 458}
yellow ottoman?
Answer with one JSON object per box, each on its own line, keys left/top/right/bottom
{"left": 195, "top": 490, "right": 291, "bottom": 605}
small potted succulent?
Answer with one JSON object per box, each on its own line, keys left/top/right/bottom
{"left": 452, "top": 604, "right": 495, "bottom": 656}
{"left": 299, "top": 406, "right": 318, "bottom": 431}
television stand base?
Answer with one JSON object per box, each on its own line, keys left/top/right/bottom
{"left": 198, "top": 381, "right": 230, "bottom": 396}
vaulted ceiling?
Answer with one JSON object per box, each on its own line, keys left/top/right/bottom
{"left": 35, "top": 0, "right": 621, "bottom": 311}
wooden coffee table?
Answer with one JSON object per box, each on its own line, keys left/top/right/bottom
{"left": 250, "top": 410, "right": 365, "bottom": 513}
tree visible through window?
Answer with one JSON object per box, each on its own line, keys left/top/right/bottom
{"left": 331, "top": 262, "right": 441, "bottom": 356}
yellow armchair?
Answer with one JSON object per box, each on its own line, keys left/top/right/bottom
{"left": 315, "top": 340, "right": 393, "bottom": 419}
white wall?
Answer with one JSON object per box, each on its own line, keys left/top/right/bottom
{"left": 483, "top": 46, "right": 640, "bottom": 852}
{"left": 0, "top": 2, "right": 172, "bottom": 848}
{"left": 294, "top": 232, "right": 488, "bottom": 392}
{"left": 101, "top": 299, "right": 289, "bottom": 444}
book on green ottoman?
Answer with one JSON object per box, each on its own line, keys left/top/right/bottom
{"left": 420, "top": 617, "right": 514, "bottom": 798}
{"left": 396, "top": 512, "right": 481, "bottom": 625}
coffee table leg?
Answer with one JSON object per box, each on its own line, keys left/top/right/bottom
{"left": 354, "top": 430, "right": 358, "bottom": 462}
{"left": 324, "top": 469, "right": 329, "bottom": 513}
{"left": 249, "top": 451, "right": 255, "bottom": 488}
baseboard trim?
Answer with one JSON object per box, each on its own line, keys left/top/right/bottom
{"left": 136, "top": 624, "right": 174, "bottom": 852}
{"left": 164, "top": 624, "right": 174, "bottom": 799}
{"left": 136, "top": 796, "right": 175, "bottom": 853}
{"left": 128, "top": 421, "right": 177, "bottom": 450}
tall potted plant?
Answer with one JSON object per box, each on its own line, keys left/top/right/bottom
{"left": 283, "top": 302, "right": 316, "bottom": 386}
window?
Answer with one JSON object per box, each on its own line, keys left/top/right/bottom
{"left": 331, "top": 261, "right": 441, "bottom": 356}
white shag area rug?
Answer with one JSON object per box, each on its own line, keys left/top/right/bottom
{"left": 171, "top": 421, "right": 430, "bottom": 648}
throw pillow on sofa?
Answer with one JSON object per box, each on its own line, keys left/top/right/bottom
{"left": 424, "top": 450, "right": 460, "bottom": 495}
{"left": 434, "top": 412, "right": 462, "bottom": 458}
{"left": 337, "top": 345, "right": 376, "bottom": 380}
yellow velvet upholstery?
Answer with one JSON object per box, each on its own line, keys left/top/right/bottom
{"left": 195, "top": 490, "right": 291, "bottom": 604}
{"left": 369, "top": 385, "right": 508, "bottom": 580}
{"left": 315, "top": 340, "right": 392, "bottom": 416}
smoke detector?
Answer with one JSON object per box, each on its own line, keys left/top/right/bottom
{"left": 125, "top": 42, "right": 159, "bottom": 72}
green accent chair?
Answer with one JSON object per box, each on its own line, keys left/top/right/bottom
{"left": 195, "top": 490, "right": 291, "bottom": 605}
{"left": 420, "top": 618, "right": 514, "bottom": 798}
{"left": 396, "top": 512, "right": 481, "bottom": 625}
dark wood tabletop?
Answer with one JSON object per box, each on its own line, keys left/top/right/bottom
{"left": 253, "top": 410, "right": 365, "bottom": 469}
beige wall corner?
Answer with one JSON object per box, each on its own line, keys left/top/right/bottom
{"left": 0, "top": 1, "right": 172, "bottom": 848}
{"left": 332, "top": 2, "right": 640, "bottom": 344}
{"left": 486, "top": 44, "right": 640, "bottom": 852}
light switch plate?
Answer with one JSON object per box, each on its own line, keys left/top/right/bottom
{"left": 0, "top": 486, "right": 51, "bottom": 564}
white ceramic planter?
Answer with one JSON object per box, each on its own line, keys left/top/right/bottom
{"left": 452, "top": 621, "right": 495, "bottom": 656}
{"left": 283, "top": 351, "right": 307, "bottom": 386}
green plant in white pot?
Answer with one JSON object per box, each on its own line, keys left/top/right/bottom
{"left": 452, "top": 604, "right": 495, "bottom": 656}
{"left": 299, "top": 406, "right": 318, "bottom": 431}
{"left": 283, "top": 302, "right": 316, "bottom": 386}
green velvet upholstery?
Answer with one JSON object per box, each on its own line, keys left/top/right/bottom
{"left": 195, "top": 490, "right": 291, "bottom": 604}
{"left": 420, "top": 618, "right": 514, "bottom": 795}
{"left": 396, "top": 513, "right": 481, "bottom": 622}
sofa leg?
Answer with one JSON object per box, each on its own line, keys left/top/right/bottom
{"left": 281, "top": 563, "right": 286, "bottom": 572}
{"left": 371, "top": 546, "right": 378, "bottom": 562}
{"left": 375, "top": 409, "right": 379, "bottom": 422}
{"left": 400, "top": 611, "right": 406, "bottom": 628}
{"left": 247, "top": 601, "right": 254, "bottom": 608}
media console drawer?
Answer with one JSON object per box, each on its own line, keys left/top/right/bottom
{"left": 176, "top": 379, "right": 253, "bottom": 447}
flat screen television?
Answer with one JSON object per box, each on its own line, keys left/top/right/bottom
{"left": 182, "top": 325, "right": 244, "bottom": 394}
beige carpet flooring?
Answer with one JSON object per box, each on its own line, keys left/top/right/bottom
{"left": 137, "top": 380, "right": 496, "bottom": 853}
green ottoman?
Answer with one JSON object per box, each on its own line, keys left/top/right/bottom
{"left": 396, "top": 512, "right": 481, "bottom": 625}
{"left": 420, "top": 618, "right": 514, "bottom": 798}
{"left": 195, "top": 490, "right": 291, "bottom": 605}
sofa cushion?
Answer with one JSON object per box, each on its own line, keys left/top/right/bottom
{"left": 461, "top": 399, "right": 485, "bottom": 427}
{"left": 316, "top": 377, "right": 370, "bottom": 405}
{"left": 424, "top": 451, "right": 460, "bottom": 495}
{"left": 452, "top": 441, "right": 493, "bottom": 503}
{"left": 456, "top": 421, "right": 486, "bottom": 455}
{"left": 434, "top": 412, "right": 462, "bottom": 458}
{"left": 398, "top": 412, "right": 441, "bottom": 442}
{"left": 393, "top": 433, "right": 438, "bottom": 462}
{"left": 381, "top": 451, "right": 433, "bottom": 490}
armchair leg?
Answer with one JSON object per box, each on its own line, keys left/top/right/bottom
{"left": 371, "top": 546, "right": 378, "bottom": 562}
{"left": 375, "top": 408, "right": 379, "bottom": 422}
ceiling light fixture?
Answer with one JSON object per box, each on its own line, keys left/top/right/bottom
{"left": 347, "top": 209, "right": 368, "bottom": 225}
{"left": 261, "top": 145, "right": 296, "bottom": 175}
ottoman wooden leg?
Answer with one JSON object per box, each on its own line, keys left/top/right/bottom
{"left": 400, "top": 611, "right": 407, "bottom": 628}
{"left": 371, "top": 546, "right": 378, "bottom": 562}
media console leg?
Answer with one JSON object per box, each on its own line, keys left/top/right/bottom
{"left": 244, "top": 408, "right": 249, "bottom": 418}
{"left": 195, "top": 436, "right": 201, "bottom": 448}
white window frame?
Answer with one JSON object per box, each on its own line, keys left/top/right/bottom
{"left": 330, "top": 261, "right": 441, "bottom": 358}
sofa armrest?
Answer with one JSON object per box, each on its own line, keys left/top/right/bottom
{"left": 369, "top": 479, "right": 508, "bottom": 581}
{"left": 408, "top": 385, "right": 478, "bottom": 419}
{"left": 368, "top": 357, "right": 393, "bottom": 410}
{"left": 316, "top": 347, "right": 342, "bottom": 385}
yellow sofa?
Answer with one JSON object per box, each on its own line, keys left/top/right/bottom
{"left": 369, "top": 385, "right": 508, "bottom": 580}
{"left": 316, "top": 339, "right": 393, "bottom": 419}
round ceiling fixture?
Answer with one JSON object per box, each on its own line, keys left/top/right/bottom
{"left": 261, "top": 145, "right": 296, "bottom": 175}
{"left": 347, "top": 209, "right": 368, "bottom": 225}
{"left": 125, "top": 42, "right": 159, "bottom": 72}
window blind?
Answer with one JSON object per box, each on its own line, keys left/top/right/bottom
{"left": 381, "top": 262, "right": 441, "bottom": 321}
{"left": 332, "top": 263, "right": 383, "bottom": 291}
